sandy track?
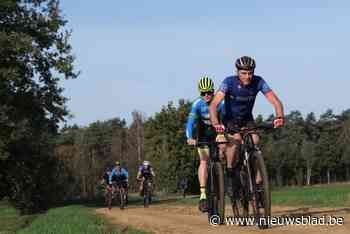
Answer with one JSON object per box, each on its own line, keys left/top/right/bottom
{"left": 96, "top": 203, "right": 350, "bottom": 234}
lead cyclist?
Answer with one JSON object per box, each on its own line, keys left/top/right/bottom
{"left": 209, "top": 56, "right": 284, "bottom": 198}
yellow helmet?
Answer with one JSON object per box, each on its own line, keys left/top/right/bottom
{"left": 198, "top": 76, "right": 214, "bottom": 92}
{"left": 115, "top": 161, "right": 120, "bottom": 166}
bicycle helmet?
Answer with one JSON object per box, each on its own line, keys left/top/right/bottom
{"left": 115, "top": 161, "right": 121, "bottom": 166}
{"left": 235, "top": 56, "right": 256, "bottom": 70}
{"left": 143, "top": 160, "right": 150, "bottom": 167}
{"left": 198, "top": 76, "right": 214, "bottom": 92}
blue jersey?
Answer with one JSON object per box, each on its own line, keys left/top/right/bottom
{"left": 219, "top": 75, "right": 271, "bottom": 122}
{"left": 109, "top": 167, "right": 128, "bottom": 184}
{"left": 186, "top": 97, "right": 225, "bottom": 139}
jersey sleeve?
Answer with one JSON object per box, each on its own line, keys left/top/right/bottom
{"left": 185, "top": 101, "right": 199, "bottom": 139}
{"left": 122, "top": 168, "right": 128, "bottom": 178}
{"left": 257, "top": 77, "right": 272, "bottom": 94}
{"left": 108, "top": 170, "right": 114, "bottom": 184}
{"left": 219, "top": 78, "right": 229, "bottom": 94}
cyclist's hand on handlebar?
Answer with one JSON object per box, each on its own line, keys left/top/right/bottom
{"left": 214, "top": 124, "right": 225, "bottom": 133}
{"left": 273, "top": 117, "right": 284, "bottom": 128}
{"left": 187, "top": 138, "right": 197, "bottom": 145}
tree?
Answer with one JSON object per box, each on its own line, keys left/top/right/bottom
{"left": 0, "top": 0, "right": 78, "bottom": 213}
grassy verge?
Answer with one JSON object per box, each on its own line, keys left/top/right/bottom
{"left": 271, "top": 183, "right": 350, "bottom": 207}
{"left": 167, "top": 183, "right": 350, "bottom": 207}
{"left": 0, "top": 201, "right": 150, "bottom": 234}
{"left": 0, "top": 201, "right": 37, "bottom": 234}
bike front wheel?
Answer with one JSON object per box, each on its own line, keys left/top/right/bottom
{"left": 253, "top": 151, "right": 271, "bottom": 229}
{"left": 207, "top": 162, "right": 225, "bottom": 224}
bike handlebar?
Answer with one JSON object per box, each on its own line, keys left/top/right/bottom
{"left": 225, "top": 123, "right": 275, "bottom": 134}
{"left": 195, "top": 141, "right": 230, "bottom": 147}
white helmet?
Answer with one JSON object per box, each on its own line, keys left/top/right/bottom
{"left": 143, "top": 160, "right": 150, "bottom": 167}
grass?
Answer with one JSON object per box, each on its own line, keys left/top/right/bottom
{"left": 271, "top": 183, "right": 350, "bottom": 207}
{"left": 0, "top": 200, "right": 150, "bottom": 234}
{"left": 168, "top": 183, "right": 350, "bottom": 207}
{"left": 0, "top": 201, "right": 37, "bottom": 234}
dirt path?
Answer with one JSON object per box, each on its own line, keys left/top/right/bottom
{"left": 96, "top": 203, "right": 350, "bottom": 234}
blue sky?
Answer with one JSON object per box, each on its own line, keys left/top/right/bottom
{"left": 59, "top": 0, "right": 350, "bottom": 126}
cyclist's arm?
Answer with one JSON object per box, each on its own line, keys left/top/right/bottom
{"left": 258, "top": 77, "right": 284, "bottom": 119}
{"left": 122, "top": 168, "right": 128, "bottom": 178}
{"left": 209, "top": 91, "right": 225, "bottom": 126}
{"left": 264, "top": 91, "right": 284, "bottom": 118}
{"left": 185, "top": 103, "right": 198, "bottom": 139}
{"left": 121, "top": 168, "right": 129, "bottom": 181}
{"left": 150, "top": 168, "right": 155, "bottom": 177}
{"left": 109, "top": 169, "right": 115, "bottom": 184}
{"left": 136, "top": 170, "right": 142, "bottom": 180}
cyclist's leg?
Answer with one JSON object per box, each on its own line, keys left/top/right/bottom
{"left": 197, "top": 146, "right": 209, "bottom": 212}
{"left": 215, "top": 134, "right": 226, "bottom": 161}
{"left": 225, "top": 133, "right": 242, "bottom": 196}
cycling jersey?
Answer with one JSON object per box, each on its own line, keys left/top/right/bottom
{"left": 137, "top": 165, "right": 155, "bottom": 180}
{"left": 186, "top": 98, "right": 225, "bottom": 140}
{"left": 109, "top": 167, "right": 128, "bottom": 184}
{"left": 219, "top": 75, "right": 272, "bottom": 123}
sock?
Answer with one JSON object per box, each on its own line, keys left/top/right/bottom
{"left": 200, "top": 187, "right": 206, "bottom": 200}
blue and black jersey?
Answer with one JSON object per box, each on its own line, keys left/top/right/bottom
{"left": 109, "top": 167, "right": 128, "bottom": 184}
{"left": 219, "top": 75, "right": 271, "bottom": 123}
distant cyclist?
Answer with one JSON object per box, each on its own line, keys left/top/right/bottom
{"left": 136, "top": 160, "right": 155, "bottom": 196}
{"left": 102, "top": 168, "right": 111, "bottom": 184}
{"left": 186, "top": 76, "right": 225, "bottom": 212}
{"left": 110, "top": 161, "right": 129, "bottom": 203}
{"left": 209, "top": 56, "right": 284, "bottom": 197}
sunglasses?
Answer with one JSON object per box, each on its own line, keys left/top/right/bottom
{"left": 201, "top": 91, "right": 214, "bottom": 96}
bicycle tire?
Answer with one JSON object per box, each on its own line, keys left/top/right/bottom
{"left": 144, "top": 181, "right": 150, "bottom": 208}
{"left": 120, "top": 187, "right": 125, "bottom": 210}
{"left": 215, "top": 162, "right": 225, "bottom": 223}
{"left": 107, "top": 191, "right": 113, "bottom": 210}
{"left": 207, "top": 162, "right": 225, "bottom": 224}
{"left": 253, "top": 151, "right": 271, "bottom": 229}
{"left": 232, "top": 169, "right": 249, "bottom": 221}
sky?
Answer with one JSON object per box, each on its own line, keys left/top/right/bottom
{"left": 59, "top": 0, "right": 350, "bottom": 126}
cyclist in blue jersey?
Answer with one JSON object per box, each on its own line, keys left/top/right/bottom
{"left": 186, "top": 76, "right": 225, "bottom": 212}
{"left": 209, "top": 56, "right": 284, "bottom": 196}
{"left": 109, "top": 161, "right": 129, "bottom": 203}
{"left": 109, "top": 161, "right": 128, "bottom": 185}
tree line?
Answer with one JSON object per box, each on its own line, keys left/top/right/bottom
{"left": 55, "top": 101, "right": 350, "bottom": 201}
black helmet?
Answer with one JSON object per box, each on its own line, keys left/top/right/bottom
{"left": 235, "top": 56, "right": 256, "bottom": 70}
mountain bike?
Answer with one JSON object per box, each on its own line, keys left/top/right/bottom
{"left": 227, "top": 123, "right": 274, "bottom": 229}
{"left": 142, "top": 176, "right": 153, "bottom": 208}
{"left": 196, "top": 141, "right": 229, "bottom": 225}
{"left": 113, "top": 178, "right": 127, "bottom": 210}
{"left": 106, "top": 184, "right": 114, "bottom": 210}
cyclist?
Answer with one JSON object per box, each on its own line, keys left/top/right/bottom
{"left": 102, "top": 168, "right": 112, "bottom": 185}
{"left": 136, "top": 160, "right": 155, "bottom": 196}
{"left": 209, "top": 56, "right": 284, "bottom": 197}
{"left": 186, "top": 76, "right": 225, "bottom": 212}
{"left": 109, "top": 161, "right": 128, "bottom": 203}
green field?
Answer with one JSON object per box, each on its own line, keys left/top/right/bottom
{"left": 272, "top": 183, "right": 350, "bottom": 207}
{"left": 169, "top": 183, "right": 350, "bottom": 207}
{"left": 0, "top": 200, "right": 150, "bottom": 234}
